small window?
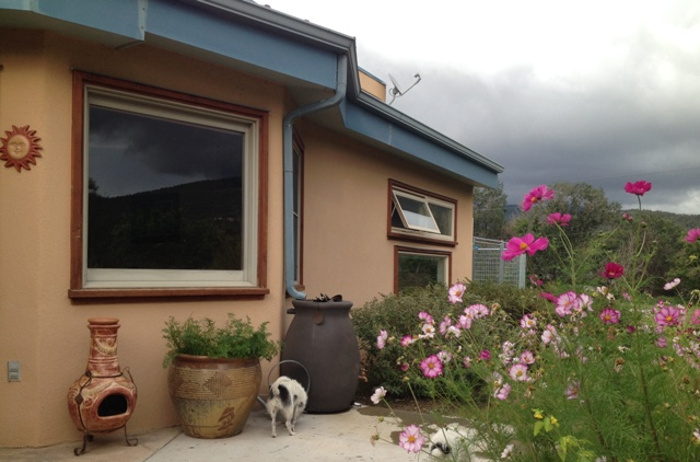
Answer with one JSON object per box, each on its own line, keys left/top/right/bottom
{"left": 389, "top": 180, "right": 457, "bottom": 245}
{"left": 395, "top": 247, "right": 451, "bottom": 292}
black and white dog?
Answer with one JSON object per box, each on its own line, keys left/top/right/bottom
{"left": 266, "top": 376, "right": 307, "bottom": 437}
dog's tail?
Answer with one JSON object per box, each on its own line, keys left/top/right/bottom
{"left": 270, "top": 381, "right": 292, "bottom": 407}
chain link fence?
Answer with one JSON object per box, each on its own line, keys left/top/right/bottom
{"left": 472, "top": 237, "right": 526, "bottom": 288}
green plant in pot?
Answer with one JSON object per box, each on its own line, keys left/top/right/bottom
{"left": 162, "top": 314, "right": 279, "bottom": 439}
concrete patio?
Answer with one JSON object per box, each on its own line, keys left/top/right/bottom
{"left": 0, "top": 404, "right": 422, "bottom": 462}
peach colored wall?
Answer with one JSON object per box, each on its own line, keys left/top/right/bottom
{"left": 0, "top": 30, "right": 289, "bottom": 447}
{"left": 299, "top": 125, "right": 474, "bottom": 305}
{"left": 0, "top": 28, "right": 476, "bottom": 449}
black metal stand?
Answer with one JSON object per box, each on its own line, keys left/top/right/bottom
{"left": 73, "top": 425, "right": 138, "bottom": 456}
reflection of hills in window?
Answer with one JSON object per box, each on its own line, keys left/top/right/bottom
{"left": 88, "top": 105, "right": 243, "bottom": 197}
{"left": 87, "top": 178, "right": 243, "bottom": 271}
{"left": 87, "top": 105, "right": 245, "bottom": 271}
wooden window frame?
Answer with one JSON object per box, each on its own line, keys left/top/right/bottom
{"left": 388, "top": 179, "right": 458, "bottom": 246}
{"left": 69, "top": 71, "right": 269, "bottom": 300}
{"left": 394, "top": 246, "right": 452, "bottom": 293}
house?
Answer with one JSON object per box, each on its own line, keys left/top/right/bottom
{"left": 0, "top": 0, "right": 502, "bottom": 447}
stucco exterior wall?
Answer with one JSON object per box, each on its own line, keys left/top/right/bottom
{"left": 0, "top": 30, "right": 288, "bottom": 447}
{"left": 0, "top": 28, "right": 477, "bottom": 448}
{"left": 299, "top": 125, "right": 474, "bottom": 305}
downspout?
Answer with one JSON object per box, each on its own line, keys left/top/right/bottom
{"left": 283, "top": 54, "right": 348, "bottom": 300}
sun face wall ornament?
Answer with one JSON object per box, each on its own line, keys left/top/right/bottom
{"left": 0, "top": 125, "right": 43, "bottom": 172}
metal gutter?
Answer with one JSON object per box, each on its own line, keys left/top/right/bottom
{"left": 282, "top": 54, "right": 348, "bottom": 300}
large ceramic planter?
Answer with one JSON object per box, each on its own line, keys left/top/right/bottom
{"left": 167, "top": 354, "right": 261, "bottom": 438}
{"left": 281, "top": 299, "right": 361, "bottom": 413}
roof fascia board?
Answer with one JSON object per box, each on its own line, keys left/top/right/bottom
{"left": 340, "top": 100, "right": 502, "bottom": 188}
{"left": 0, "top": 0, "right": 146, "bottom": 41}
{"left": 149, "top": 0, "right": 341, "bottom": 88}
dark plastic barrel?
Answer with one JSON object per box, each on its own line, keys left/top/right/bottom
{"left": 281, "top": 299, "right": 360, "bottom": 413}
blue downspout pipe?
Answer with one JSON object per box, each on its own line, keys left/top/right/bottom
{"left": 283, "top": 54, "right": 348, "bottom": 300}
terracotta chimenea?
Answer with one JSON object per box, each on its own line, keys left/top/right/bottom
{"left": 67, "top": 317, "right": 138, "bottom": 456}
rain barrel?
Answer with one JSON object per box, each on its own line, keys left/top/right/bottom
{"left": 281, "top": 298, "right": 360, "bottom": 413}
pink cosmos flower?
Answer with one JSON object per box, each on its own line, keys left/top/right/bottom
{"left": 400, "top": 335, "right": 415, "bottom": 347}
{"left": 370, "top": 386, "right": 386, "bottom": 404}
{"left": 420, "top": 355, "right": 443, "bottom": 378}
{"left": 664, "top": 278, "right": 681, "bottom": 291}
{"left": 502, "top": 234, "right": 549, "bottom": 261}
{"left": 686, "top": 228, "right": 700, "bottom": 244}
{"left": 520, "top": 350, "right": 536, "bottom": 364}
{"left": 495, "top": 382, "right": 511, "bottom": 401}
{"left": 529, "top": 274, "right": 543, "bottom": 286}
{"left": 691, "top": 309, "right": 700, "bottom": 326}
{"left": 462, "top": 356, "right": 472, "bottom": 368}
{"left": 655, "top": 305, "right": 683, "bottom": 328}
{"left": 599, "top": 308, "right": 621, "bottom": 325}
{"left": 555, "top": 291, "right": 579, "bottom": 317}
{"left": 421, "top": 323, "right": 436, "bottom": 338}
{"left": 418, "top": 311, "right": 434, "bottom": 324}
{"left": 655, "top": 336, "right": 668, "bottom": 348}
{"left": 539, "top": 291, "right": 558, "bottom": 303}
{"left": 600, "top": 262, "right": 624, "bottom": 279}
{"left": 520, "top": 314, "right": 537, "bottom": 329}
{"left": 398, "top": 424, "right": 425, "bottom": 453}
{"left": 479, "top": 349, "right": 492, "bottom": 361}
{"left": 439, "top": 315, "right": 452, "bottom": 335}
{"left": 509, "top": 363, "right": 530, "bottom": 382}
{"left": 448, "top": 282, "right": 467, "bottom": 304}
{"left": 622, "top": 212, "right": 633, "bottom": 222}
{"left": 376, "top": 330, "right": 388, "bottom": 350}
{"left": 467, "top": 304, "right": 490, "bottom": 318}
{"left": 522, "top": 185, "right": 554, "bottom": 211}
{"left": 565, "top": 381, "right": 580, "bottom": 400}
{"left": 547, "top": 212, "right": 572, "bottom": 227}
{"left": 624, "top": 180, "right": 652, "bottom": 196}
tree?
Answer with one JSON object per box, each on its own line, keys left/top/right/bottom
{"left": 474, "top": 182, "right": 508, "bottom": 240}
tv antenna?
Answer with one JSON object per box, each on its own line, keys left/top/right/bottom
{"left": 388, "top": 72, "right": 421, "bottom": 105}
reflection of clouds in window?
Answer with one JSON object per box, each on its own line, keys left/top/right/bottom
{"left": 89, "top": 106, "right": 243, "bottom": 197}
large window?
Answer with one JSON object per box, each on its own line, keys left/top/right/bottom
{"left": 389, "top": 180, "right": 457, "bottom": 245}
{"left": 70, "top": 72, "right": 268, "bottom": 299}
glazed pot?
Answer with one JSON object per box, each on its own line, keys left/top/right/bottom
{"left": 167, "top": 354, "right": 261, "bottom": 438}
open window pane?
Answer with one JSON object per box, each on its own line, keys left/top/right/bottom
{"left": 389, "top": 181, "right": 457, "bottom": 244}
{"left": 394, "top": 192, "right": 440, "bottom": 233}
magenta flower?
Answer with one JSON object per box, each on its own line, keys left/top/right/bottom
{"left": 655, "top": 305, "right": 683, "bottom": 328}
{"left": 691, "top": 310, "right": 700, "bottom": 326}
{"left": 420, "top": 355, "right": 443, "bottom": 378}
{"left": 522, "top": 185, "right": 554, "bottom": 211}
{"left": 529, "top": 274, "right": 543, "bottom": 286}
{"left": 400, "top": 335, "right": 415, "bottom": 347}
{"left": 624, "top": 180, "right": 652, "bottom": 196}
{"left": 539, "top": 291, "right": 558, "bottom": 303}
{"left": 686, "top": 228, "right": 700, "bottom": 244}
{"left": 479, "top": 349, "right": 492, "bottom": 361}
{"left": 600, "top": 262, "right": 624, "bottom": 279}
{"left": 547, "top": 212, "right": 572, "bottom": 227}
{"left": 448, "top": 282, "right": 467, "bottom": 304}
{"left": 398, "top": 424, "right": 425, "bottom": 453}
{"left": 502, "top": 234, "right": 549, "bottom": 261}
{"left": 599, "top": 308, "right": 621, "bottom": 324}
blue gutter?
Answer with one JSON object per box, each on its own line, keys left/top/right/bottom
{"left": 282, "top": 55, "right": 348, "bottom": 300}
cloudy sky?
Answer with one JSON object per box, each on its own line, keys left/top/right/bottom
{"left": 274, "top": 0, "right": 700, "bottom": 214}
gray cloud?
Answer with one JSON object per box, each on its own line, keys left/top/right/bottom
{"left": 363, "top": 35, "right": 700, "bottom": 215}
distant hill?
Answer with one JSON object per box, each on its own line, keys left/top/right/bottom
{"left": 623, "top": 209, "right": 700, "bottom": 229}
